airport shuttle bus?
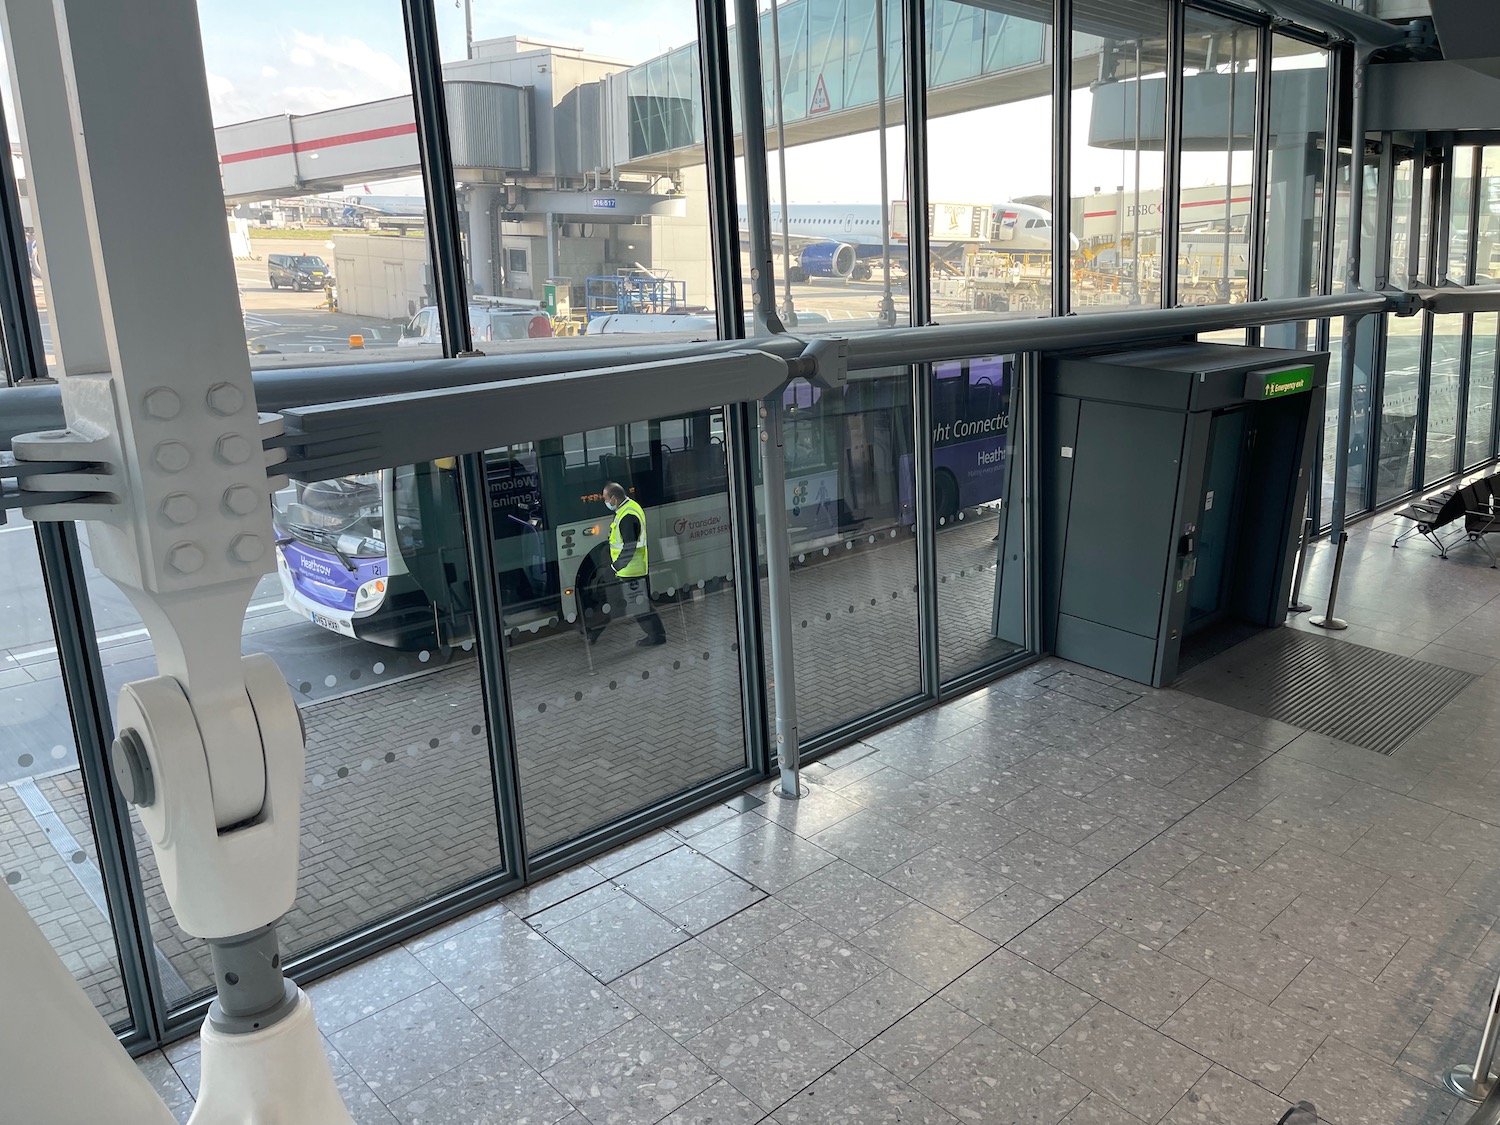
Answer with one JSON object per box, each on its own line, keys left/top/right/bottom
{"left": 272, "top": 359, "right": 1013, "bottom": 651}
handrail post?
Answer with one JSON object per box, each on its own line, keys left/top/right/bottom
{"left": 1446, "top": 968, "right": 1500, "bottom": 1103}
{"left": 759, "top": 392, "right": 801, "bottom": 799}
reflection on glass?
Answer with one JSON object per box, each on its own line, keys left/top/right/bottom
{"left": 494, "top": 414, "right": 747, "bottom": 855}
{"left": 1071, "top": 0, "right": 1169, "bottom": 312}
{"left": 0, "top": 525, "right": 133, "bottom": 1031}
{"left": 1467, "top": 313, "right": 1497, "bottom": 468}
{"left": 1264, "top": 38, "right": 1328, "bottom": 301}
{"left": 82, "top": 455, "right": 503, "bottom": 1009}
{"left": 933, "top": 356, "right": 1026, "bottom": 680}
{"left": 1425, "top": 314, "right": 1463, "bottom": 485}
{"left": 198, "top": 3, "right": 435, "bottom": 367}
{"left": 1390, "top": 156, "right": 1416, "bottom": 288}
{"left": 1449, "top": 147, "right": 1476, "bottom": 284}
{"left": 1330, "top": 145, "right": 1378, "bottom": 293}
{"left": 766, "top": 370, "right": 921, "bottom": 736}
{"left": 757, "top": 0, "right": 908, "bottom": 330}
{"left": 437, "top": 8, "right": 715, "bottom": 347}
{"left": 1179, "top": 10, "right": 1255, "bottom": 306}
{"left": 1379, "top": 317, "right": 1422, "bottom": 503}
{"left": 1480, "top": 147, "right": 1500, "bottom": 284}
{"left": 926, "top": 2, "right": 1052, "bottom": 320}
{"left": 1322, "top": 316, "right": 1372, "bottom": 527}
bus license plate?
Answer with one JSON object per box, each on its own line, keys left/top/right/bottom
{"left": 310, "top": 611, "right": 351, "bottom": 636}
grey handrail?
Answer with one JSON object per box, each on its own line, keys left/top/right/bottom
{"left": 0, "top": 291, "right": 1391, "bottom": 456}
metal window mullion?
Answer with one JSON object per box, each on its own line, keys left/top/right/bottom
{"left": 1457, "top": 311, "right": 1474, "bottom": 467}
{"left": 402, "top": 0, "right": 525, "bottom": 868}
{"left": 1051, "top": 0, "right": 1071, "bottom": 316}
{"left": 733, "top": 0, "right": 781, "bottom": 333}
{"left": 902, "top": 0, "right": 938, "bottom": 700}
{"left": 697, "top": 0, "right": 770, "bottom": 775}
{"left": 1248, "top": 22, "right": 1272, "bottom": 303}
{"left": 1413, "top": 148, "right": 1447, "bottom": 491}
{"left": 33, "top": 521, "right": 165, "bottom": 1049}
{"left": 1162, "top": 0, "right": 1187, "bottom": 309}
{"left": 400, "top": 0, "right": 472, "bottom": 355}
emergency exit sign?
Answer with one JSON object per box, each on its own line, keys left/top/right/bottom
{"left": 1246, "top": 365, "right": 1314, "bottom": 400}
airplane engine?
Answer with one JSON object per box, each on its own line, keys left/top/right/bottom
{"left": 795, "top": 241, "right": 858, "bottom": 281}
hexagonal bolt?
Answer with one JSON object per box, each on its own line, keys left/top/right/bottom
{"left": 229, "top": 534, "right": 265, "bottom": 564}
{"left": 215, "top": 433, "right": 253, "bottom": 465}
{"left": 206, "top": 382, "right": 246, "bottom": 416}
{"left": 142, "top": 388, "right": 182, "bottom": 421}
{"left": 110, "top": 728, "right": 155, "bottom": 808}
{"left": 222, "top": 485, "right": 259, "bottom": 516}
{"left": 168, "top": 542, "right": 206, "bottom": 574}
{"left": 153, "top": 441, "right": 191, "bottom": 473}
{"left": 160, "top": 492, "right": 199, "bottom": 525}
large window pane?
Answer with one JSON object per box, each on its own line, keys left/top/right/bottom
{"left": 1379, "top": 317, "right": 1422, "bottom": 503}
{"left": 0, "top": 522, "right": 133, "bottom": 1032}
{"left": 1466, "top": 312, "right": 1497, "bottom": 468}
{"left": 1331, "top": 143, "right": 1378, "bottom": 293}
{"left": 1480, "top": 146, "right": 1500, "bottom": 283}
{"left": 756, "top": 0, "right": 909, "bottom": 330}
{"left": 1179, "top": 10, "right": 1256, "bottom": 306}
{"left": 1390, "top": 154, "right": 1416, "bottom": 288}
{"left": 1264, "top": 38, "right": 1328, "bottom": 301}
{"left": 1071, "top": 1, "right": 1169, "bottom": 312}
{"left": 1425, "top": 313, "right": 1463, "bottom": 485}
{"left": 436, "top": 6, "right": 717, "bottom": 348}
{"left": 202, "top": 4, "right": 437, "bottom": 368}
{"left": 499, "top": 412, "right": 748, "bottom": 854}
{"left": 1323, "top": 315, "right": 1374, "bottom": 527}
{"left": 927, "top": 2, "right": 1053, "bottom": 321}
{"left": 933, "top": 355, "right": 1027, "bottom": 680}
{"left": 1449, "top": 146, "right": 1476, "bottom": 284}
{"left": 772, "top": 370, "right": 921, "bottom": 736}
{"left": 75, "top": 455, "right": 504, "bottom": 1009}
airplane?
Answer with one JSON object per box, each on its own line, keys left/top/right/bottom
{"left": 739, "top": 201, "right": 1078, "bottom": 282}
{"left": 333, "top": 189, "right": 427, "bottom": 224}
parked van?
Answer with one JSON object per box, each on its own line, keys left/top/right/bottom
{"left": 268, "top": 254, "right": 332, "bottom": 291}
{"left": 398, "top": 299, "right": 553, "bottom": 347}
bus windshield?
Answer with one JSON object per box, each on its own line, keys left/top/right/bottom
{"left": 272, "top": 473, "right": 386, "bottom": 559}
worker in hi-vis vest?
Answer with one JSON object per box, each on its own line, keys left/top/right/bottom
{"left": 588, "top": 481, "right": 667, "bottom": 647}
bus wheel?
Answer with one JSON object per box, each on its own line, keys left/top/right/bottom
{"left": 934, "top": 470, "right": 960, "bottom": 524}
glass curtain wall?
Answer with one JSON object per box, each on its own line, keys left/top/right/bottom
{"left": 926, "top": 0, "right": 1053, "bottom": 320}
{"left": 435, "top": 1, "right": 717, "bottom": 348}
{"left": 1070, "top": 0, "right": 1170, "bottom": 312}
{"left": 1179, "top": 10, "right": 1256, "bottom": 306}
{"left": 1379, "top": 153, "right": 1421, "bottom": 504}
{"left": 1425, "top": 313, "right": 1464, "bottom": 485}
{"left": 1263, "top": 37, "right": 1329, "bottom": 308}
{"left": 1467, "top": 312, "right": 1498, "bottom": 468}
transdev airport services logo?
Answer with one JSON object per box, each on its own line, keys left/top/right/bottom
{"left": 673, "top": 514, "right": 729, "bottom": 541}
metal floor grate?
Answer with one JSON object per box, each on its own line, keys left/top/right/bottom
{"left": 1174, "top": 628, "right": 1475, "bottom": 755}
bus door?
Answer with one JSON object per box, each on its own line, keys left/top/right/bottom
{"left": 393, "top": 460, "right": 474, "bottom": 649}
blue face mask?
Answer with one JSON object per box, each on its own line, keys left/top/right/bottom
{"left": 606, "top": 499, "right": 619, "bottom": 511}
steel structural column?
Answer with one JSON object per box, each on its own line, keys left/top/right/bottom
{"left": 1162, "top": 0, "right": 1187, "bottom": 309}
{"left": 1457, "top": 145, "right": 1483, "bottom": 466}
{"left": 1052, "top": 0, "right": 1072, "bottom": 317}
{"left": 696, "top": 0, "right": 772, "bottom": 777}
{"left": 401, "top": 0, "right": 527, "bottom": 876}
{"left": 1412, "top": 140, "right": 1443, "bottom": 493}
{"left": 1329, "top": 52, "right": 1372, "bottom": 539}
{"left": 1248, "top": 23, "right": 1273, "bottom": 305}
{"left": 903, "top": 0, "right": 941, "bottom": 699}
{"left": 733, "top": 0, "right": 783, "bottom": 335}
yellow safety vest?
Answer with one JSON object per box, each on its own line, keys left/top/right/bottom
{"left": 608, "top": 497, "right": 649, "bottom": 578}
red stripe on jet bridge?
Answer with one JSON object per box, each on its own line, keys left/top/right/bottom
{"left": 220, "top": 122, "right": 419, "bottom": 165}
{"left": 1084, "top": 195, "right": 1254, "bottom": 220}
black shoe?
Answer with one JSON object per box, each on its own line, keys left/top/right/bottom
{"left": 586, "top": 628, "right": 603, "bottom": 645}
{"left": 636, "top": 636, "right": 666, "bottom": 647}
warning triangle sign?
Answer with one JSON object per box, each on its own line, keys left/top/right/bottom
{"left": 809, "top": 73, "right": 831, "bottom": 115}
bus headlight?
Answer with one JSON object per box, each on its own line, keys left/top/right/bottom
{"left": 355, "top": 578, "right": 387, "bottom": 610}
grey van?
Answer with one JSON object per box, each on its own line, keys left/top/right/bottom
{"left": 268, "top": 253, "right": 331, "bottom": 291}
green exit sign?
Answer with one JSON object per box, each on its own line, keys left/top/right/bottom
{"left": 1246, "top": 365, "right": 1315, "bottom": 400}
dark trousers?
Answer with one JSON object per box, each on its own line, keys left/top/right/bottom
{"left": 596, "top": 574, "right": 666, "bottom": 641}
